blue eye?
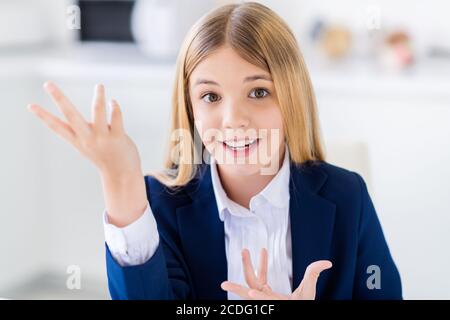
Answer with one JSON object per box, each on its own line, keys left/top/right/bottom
{"left": 201, "top": 93, "right": 221, "bottom": 103}
{"left": 249, "top": 88, "right": 269, "bottom": 99}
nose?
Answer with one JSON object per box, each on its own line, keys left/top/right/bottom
{"left": 222, "top": 100, "right": 250, "bottom": 130}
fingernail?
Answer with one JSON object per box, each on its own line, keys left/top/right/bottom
{"left": 43, "top": 81, "right": 53, "bottom": 91}
{"left": 27, "top": 104, "right": 35, "bottom": 112}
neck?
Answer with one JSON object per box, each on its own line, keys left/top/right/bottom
{"left": 217, "top": 147, "right": 285, "bottom": 209}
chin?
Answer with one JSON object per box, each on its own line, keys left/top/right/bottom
{"left": 220, "top": 162, "right": 262, "bottom": 176}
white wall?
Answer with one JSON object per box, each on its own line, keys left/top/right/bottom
{"left": 0, "top": 69, "right": 48, "bottom": 289}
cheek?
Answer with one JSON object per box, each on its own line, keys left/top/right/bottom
{"left": 193, "top": 106, "right": 221, "bottom": 145}
{"left": 256, "top": 105, "right": 284, "bottom": 138}
{"left": 257, "top": 109, "right": 284, "bottom": 157}
{"left": 274, "top": 114, "right": 285, "bottom": 141}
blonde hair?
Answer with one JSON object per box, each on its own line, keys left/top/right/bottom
{"left": 150, "top": 1, "right": 325, "bottom": 187}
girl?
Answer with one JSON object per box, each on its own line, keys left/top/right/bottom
{"left": 28, "top": 2, "right": 401, "bottom": 300}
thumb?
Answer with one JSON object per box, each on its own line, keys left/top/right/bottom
{"left": 293, "top": 260, "right": 332, "bottom": 300}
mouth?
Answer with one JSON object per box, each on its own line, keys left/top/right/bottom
{"left": 220, "top": 138, "right": 260, "bottom": 157}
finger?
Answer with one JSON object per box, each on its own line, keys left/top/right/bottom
{"left": 221, "top": 281, "right": 252, "bottom": 299}
{"left": 248, "top": 289, "right": 273, "bottom": 300}
{"left": 257, "top": 248, "right": 268, "bottom": 284}
{"left": 261, "top": 284, "right": 289, "bottom": 300}
{"left": 91, "top": 84, "right": 108, "bottom": 133}
{"left": 110, "top": 99, "right": 124, "bottom": 135}
{"left": 248, "top": 284, "right": 288, "bottom": 300}
{"left": 43, "top": 82, "right": 90, "bottom": 138}
{"left": 241, "top": 249, "right": 260, "bottom": 289}
{"left": 293, "top": 260, "right": 332, "bottom": 300}
{"left": 28, "top": 104, "right": 77, "bottom": 145}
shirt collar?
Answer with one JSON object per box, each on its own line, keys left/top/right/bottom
{"left": 210, "top": 144, "right": 291, "bottom": 221}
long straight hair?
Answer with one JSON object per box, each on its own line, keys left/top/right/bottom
{"left": 150, "top": 2, "right": 325, "bottom": 187}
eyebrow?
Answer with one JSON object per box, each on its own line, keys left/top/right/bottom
{"left": 193, "top": 74, "right": 273, "bottom": 87}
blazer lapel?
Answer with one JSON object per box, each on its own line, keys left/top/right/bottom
{"left": 289, "top": 162, "right": 336, "bottom": 293}
{"left": 176, "top": 164, "right": 228, "bottom": 300}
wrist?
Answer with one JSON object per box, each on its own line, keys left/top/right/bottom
{"left": 100, "top": 169, "right": 143, "bottom": 187}
{"left": 99, "top": 170, "right": 148, "bottom": 228}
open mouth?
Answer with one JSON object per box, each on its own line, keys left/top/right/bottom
{"left": 223, "top": 138, "right": 258, "bottom": 149}
{"left": 220, "top": 138, "right": 260, "bottom": 157}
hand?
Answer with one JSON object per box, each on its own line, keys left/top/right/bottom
{"left": 27, "top": 82, "right": 142, "bottom": 179}
{"left": 27, "top": 82, "right": 148, "bottom": 227}
{"left": 221, "top": 248, "right": 332, "bottom": 300}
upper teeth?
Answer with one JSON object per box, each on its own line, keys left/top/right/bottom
{"left": 224, "top": 139, "right": 257, "bottom": 148}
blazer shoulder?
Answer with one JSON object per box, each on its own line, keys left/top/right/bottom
{"left": 143, "top": 166, "right": 211, "bottom": 242}
{"left": 318, "top": 161, "right": 363, "bottom": 187}
{"left": 143, "top": 165, "right": 210, "bottom": 210}
{"left": 306, "top": 161, "right": 367, "bottom": 203}
{"left": 300, "top": 162, "right": 371, "bottom": 232}
{"left": 144, "top": 174, "right": 192, "bottom": 209}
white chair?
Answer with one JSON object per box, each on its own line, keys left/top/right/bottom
{"left": 325, "top": 141, "right": 373, "bottom": 193}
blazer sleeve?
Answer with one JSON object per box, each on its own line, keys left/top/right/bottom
{"left": 105, "top": 177, "right": 193, "bottom": 300}
{"left": 352, "top": 173, "right": 403, "bottom": 299}
{"left": 105, "top": 239, "right": 191, "bottom": 300}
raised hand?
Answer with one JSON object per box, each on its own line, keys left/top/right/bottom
{"left": 221, "top": 248, "right": 332, "bottom": 300}
{"left": 27, "top": 82, "right": 148, "bottom": 227}
{"left": 28, "top": 82, "right": 141, "bottom": 176}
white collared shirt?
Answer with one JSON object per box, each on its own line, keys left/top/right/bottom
{"left": 210, "top": 147, "right": 293, "bottom": 299}
{"left": 103, "top": 148, "right": 293, "bottom": 299}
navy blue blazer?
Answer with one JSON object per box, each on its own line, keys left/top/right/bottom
{"left": 105, "top": 161, "right": 402, "bottom": 300}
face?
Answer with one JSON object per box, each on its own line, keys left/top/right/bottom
{"left": 189, "top": 45, "right": 285, "bottom": 176}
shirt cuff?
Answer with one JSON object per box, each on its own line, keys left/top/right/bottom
{"left": 103, "top": 201, "right": 160, "bottom": 267}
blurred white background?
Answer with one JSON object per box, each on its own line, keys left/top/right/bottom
{"left": 0, "top": 0, "right": 449, "bottom": 299}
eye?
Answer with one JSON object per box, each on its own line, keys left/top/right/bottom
{"left": 249, "top": 88, "right": 269, "bottom": 99}
{"left": 201, "top": 92, "right": 221, "bottom": 104}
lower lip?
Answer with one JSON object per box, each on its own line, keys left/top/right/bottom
{"left": 221, "top": 139, "right": 260, "bottom": 158}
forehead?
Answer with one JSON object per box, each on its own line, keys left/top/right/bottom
{"left": 190, "top": 46, "right": 269, "bottom": 82}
